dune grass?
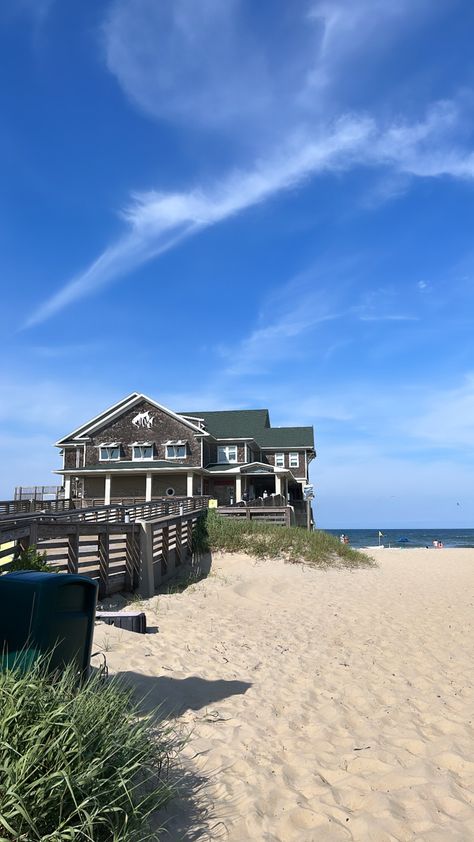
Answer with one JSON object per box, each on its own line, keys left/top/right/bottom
{"left": 0, "top": 659, "right": 180, "bottom": 841}
{"left": 193, "top": 510, "right": 373, "bottom": 568}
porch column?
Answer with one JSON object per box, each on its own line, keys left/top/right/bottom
{"left": 235, "top": 474, "right": 242, "bottom": 503}
{"left": 64, "top": 476, "right": 71, "bottom": 500}
{"left": 104, "top": 473, "right": 111, "bottom": 505}
{"left": 187, "top": 471, "right": 194, "bottom": 497}
{"left": 145, "top": 472, "right": 152, "bottom": 502}
{"left": 275, "top": 474, "right": 282, "bottom": 495}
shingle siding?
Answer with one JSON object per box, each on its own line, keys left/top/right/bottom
{"left": 84, "top": 400, "right": 201, "bottom": 468}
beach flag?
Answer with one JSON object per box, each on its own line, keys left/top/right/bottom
{"left": 378, "top": 531, "right": 384, "bottom": 537}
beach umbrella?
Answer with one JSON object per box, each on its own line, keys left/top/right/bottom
{"left": 397, "top": 536, "right": 409, "bottom": 543}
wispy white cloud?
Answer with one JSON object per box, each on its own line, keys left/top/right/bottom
{"left": 23, "top": 1, "right": 474, "bottom": 328}
{"left": 407, "top": 373, "right": 474, "bottom": 448}
{"left": 1, "top": 0, "right": 56, "bottom": 25}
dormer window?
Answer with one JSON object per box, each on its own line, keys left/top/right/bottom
{"left": 132, "top": 443, "right": 154, "bottom": 461}
{"left": 166, "top": 440, "right": 187, "bottom": 459}
{"left": 99, "top": 443, "right": 121, "bottom": 461}
{"left": 217, "top": 445, "right": 238, "bottom": 463}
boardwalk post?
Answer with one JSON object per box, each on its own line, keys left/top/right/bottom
{"left": 186, "top": 517, "right": 193, "bottom": 558}
{"left": 67, "top": 529, "right": 79, "bottom": 574}
{"left": 98, "top": 530, "right": 109, "bottom": 598}
{"left": 161, "top": 524, "right": 170, "bottom": 578}
{"left": 137, "top": 520, "right": 155, "bottom": 598}
{"left": 125, "top": 527, "right": 139, "bottom": 591}
{"left": 174, "top": 520, "right": 182, "bottom": 569}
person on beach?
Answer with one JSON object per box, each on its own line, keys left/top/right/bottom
{"left": 340, "top": 533, "right": 346, "bottom": 544}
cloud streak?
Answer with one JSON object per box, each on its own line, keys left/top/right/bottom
{"left": 23, "top": 0, "right": 474, "bottom": 328}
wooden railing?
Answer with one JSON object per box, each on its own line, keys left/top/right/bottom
{"left": 0, "top": 498, "right": 209, "bottom": 598}
{"left": 217, "top": 505, "right": 294, "bottom": 527}
{"left": 0, "top": 499, "right": 75, "bottom": 517}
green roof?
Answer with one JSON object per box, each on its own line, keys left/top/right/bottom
{"left": 181, "top": 409, "right": 270, "bottom": 439}
{"left": 181, "top": 409, "right": 314, "bottom": 448}
{"left": 205, "top": 463, "right": 239, "bottom": 472}
{"left": 258, "top": 427, "right": 314, "bottom": 447}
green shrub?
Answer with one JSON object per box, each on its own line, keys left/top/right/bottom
{"left": 8, "top": 544, "right": 53, "bottom": 573}
{"left": 0, "top": 659, "right": 179, "bottom": 841}
{"left": 194, "top": 510, "right": 373, "bottom": 568}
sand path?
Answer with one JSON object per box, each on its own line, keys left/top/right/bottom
{"left": 94, "top": 548, "right": 474, "bottom": 841}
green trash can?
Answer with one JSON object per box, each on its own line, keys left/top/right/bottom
{"left": 0, "top": 571, "right": 98, "bottom": 679}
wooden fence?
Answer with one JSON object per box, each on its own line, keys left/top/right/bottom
{"left": 0, "top": 498, "right": 209, "bottom": 598}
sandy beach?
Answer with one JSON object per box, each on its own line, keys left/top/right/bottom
{"left": 94, "top": 548, "right": 474, "bottom": 841}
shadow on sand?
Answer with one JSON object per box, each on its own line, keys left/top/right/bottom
{"left": 118, "top": 670, "right": 252, "bottom": 717}
{"left": 121, "top": 670, "right": 251, "bottom": 840}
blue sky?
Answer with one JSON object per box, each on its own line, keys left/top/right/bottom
{"left": 1, "top": 0, "right": 474, "bottom": 527}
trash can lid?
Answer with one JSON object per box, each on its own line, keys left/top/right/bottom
{"left": 2, "top": 571, "right": 98, "bottom": 587}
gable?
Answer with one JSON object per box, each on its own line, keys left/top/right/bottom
{"left": 90, "top": 399, "right": 198, "bottom": 444}
{"left": 57, "top": 392, "right": 205, "bottom": 445}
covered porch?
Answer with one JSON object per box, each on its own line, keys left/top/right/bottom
{"left": 62, "top": 468, "right": 204, "bottom": 505}
{"left": 202, "top": 463, "right": 302, "bottom": 506}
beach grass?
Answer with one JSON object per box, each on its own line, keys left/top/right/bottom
{"left": 0, "top": 658, "right": 180, "bottom": 841}
{"left": 194, "top": 510, "right": 373, "bottom": 568}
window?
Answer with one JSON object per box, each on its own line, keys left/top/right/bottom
{"left": 166, "top": 487, "right": 175, "bottom": 496}
{"left": 166, "top": 443, "right": 187, "bottom": 459}
{"left": 132, "top": 445, "right": 154, "bottom": 460}
{"left": 275, "top": 453, "right": 285, "bottom": 467}
{"left": 289, "top": 452, "right": 299, "bottom": 469}
{"left": 217, "top": 445, "right": 238, "bottom": 463}
{"left": 99, "top": 445, "right": 121, "bottom": 461}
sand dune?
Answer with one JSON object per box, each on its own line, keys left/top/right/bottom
{"left": 93, "top": 548, "right": 474, "bottom": 841}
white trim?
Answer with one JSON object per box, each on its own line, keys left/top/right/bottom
{"left": 104, "top": 474, "right": 111, "bottom": 505}
{"left": 260, "top": 445, "right": 311, "bottom": 451}
{"left": 166, "top": 443, "right": 187, "bottom": 459}
{"left": 145, "top": 473, "right": 152, "bottom": 502}
{"left": 187, "top": 472, "right": 194, "bottom": 497}
{"left": 55, "top": 393, "right": 140, "bottom": 445}
{"left": 79, "top": 393, "right": 208, "bottom": 438}
{"left": 215, "top": 437, "right": 255, "bottom": 442}
{"left": 289, "top": 452, "right": 299, "bottom": 469}
{"left": 235, "top": 475, "right": 242, "bottom": 502}
{"left": 217, "top": 444, "right": 238, "bottom": 464}
{"left": 132, "top": 445, "right": 155, "bottom": 461}
{"left": 99, "top": 446, "right": 121, "bottom": 461}
{"left": 56, "top": 466, "right": 203, "bottom": 475}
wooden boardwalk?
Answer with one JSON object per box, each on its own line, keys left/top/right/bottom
{"left": 0, "top": 498, "right": 208, "bottom": 598}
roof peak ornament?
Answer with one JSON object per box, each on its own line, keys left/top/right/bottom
{"left": 132, "top": 410, "right": 154, "bottom": 429}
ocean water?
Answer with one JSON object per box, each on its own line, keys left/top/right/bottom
{"left": 324, "top": 528, "right": 474, "bottom": 549}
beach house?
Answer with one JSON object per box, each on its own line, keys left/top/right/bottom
{"left": 55, "top": 392, "right": 315, "bottom": 506}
